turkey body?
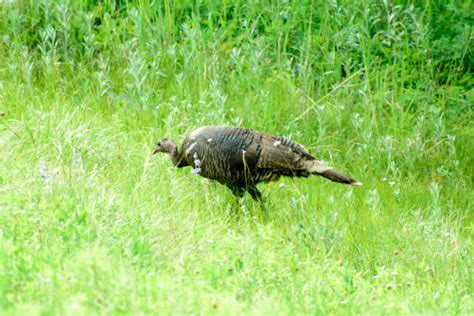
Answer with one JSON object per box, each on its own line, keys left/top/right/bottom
{"left": 170, "top": 126, "right": 361, "bottom": 200}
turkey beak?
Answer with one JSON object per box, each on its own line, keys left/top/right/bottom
{"left": 153, "top": 148, "right": 159, "bottom": 155}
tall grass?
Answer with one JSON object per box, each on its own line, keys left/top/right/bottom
{"left": 0, "top": 0, "right": 473, "bottom": 314}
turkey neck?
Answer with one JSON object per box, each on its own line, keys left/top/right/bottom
{"left": 170, "top": 147, "right": 186, "bottom": 167}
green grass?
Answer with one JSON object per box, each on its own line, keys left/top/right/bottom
{"left": 0, "top": 0, "right": 473, "bottom": 314}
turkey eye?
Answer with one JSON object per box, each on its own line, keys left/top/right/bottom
{"left": 157, "top": 142, "right": 162, "bottom": 146}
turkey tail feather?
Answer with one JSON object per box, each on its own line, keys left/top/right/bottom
{"left": 318, "top": 169, "right": 362, "bottom": 186}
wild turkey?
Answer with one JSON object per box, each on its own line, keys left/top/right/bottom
{"left": 153, "top": 126, "right": 361, "bottom": 200}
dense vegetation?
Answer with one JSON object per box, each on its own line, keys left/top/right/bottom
{"left": 0, "top": 0, "right": 472, "bottom": 314}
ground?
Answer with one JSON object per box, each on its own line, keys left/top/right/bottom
{"left": 0, "top": 1, "right": 473, "bottom": 314}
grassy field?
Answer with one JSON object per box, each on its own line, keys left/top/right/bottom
{"left": 0, "top": 0, "right": 473, "bottom": 314}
